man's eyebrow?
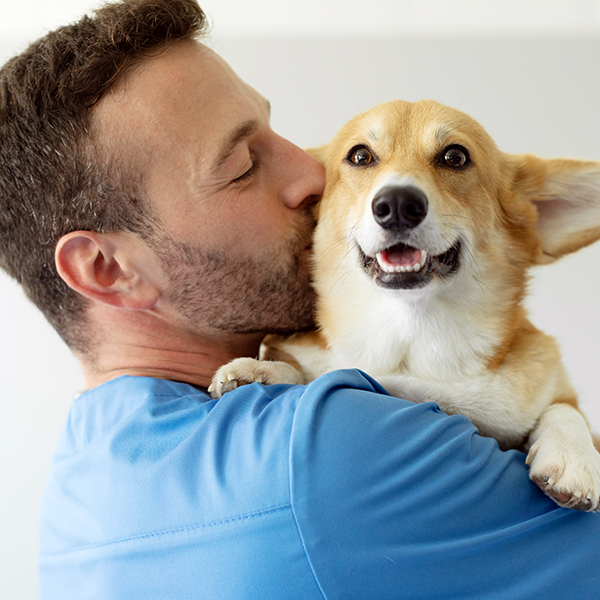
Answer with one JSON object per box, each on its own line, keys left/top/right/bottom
{"left": 212, "top": 120, "right": 259, "bottom": 174}
{"left": 212, "top": 100, "right": 271, "bottom": 174}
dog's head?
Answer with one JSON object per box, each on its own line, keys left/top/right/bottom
{"left": 310, "top": 100, "right": 600, "bottom": 305}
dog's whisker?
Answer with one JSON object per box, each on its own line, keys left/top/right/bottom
{"left": 457, "top": 241, "right": 490, "bottom": 296}
{"left": 439, "top": 212, "right": 470, "bottom": 223}
{"left": 327, "top": 270, "right": 353, "bottom": 298}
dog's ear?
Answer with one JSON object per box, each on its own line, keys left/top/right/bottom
{"left": 512, "top": 154, "right": 600, "bottom": 264}
{"left": 306, "top": 144, "right": 330, "bottom": 165}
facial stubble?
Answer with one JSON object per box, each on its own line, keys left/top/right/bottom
{"left": 148, "top": 210, "right": 316, "bottom": 335}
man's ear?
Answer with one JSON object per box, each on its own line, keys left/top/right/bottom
{"left": 55, "top": 231, "right": 161, "bottom": 310}
{"left": 512, "top": 154, "right": 600, "bottom": 264}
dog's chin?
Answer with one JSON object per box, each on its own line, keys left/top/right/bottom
{"left": 359, "top": 240, "right": 461, "bottom": 290}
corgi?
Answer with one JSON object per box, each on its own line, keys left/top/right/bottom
{"left": 209, "top": 100, "right": 600, "bottom": 511}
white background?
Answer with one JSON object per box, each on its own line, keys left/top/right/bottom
{"left": 2, "top": 1, "right": 600, "bottom": 598}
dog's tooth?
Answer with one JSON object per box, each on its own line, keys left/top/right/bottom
{"left": 376, "top": 248, "right": 428, "bottom": 274}
{"left": 376, "top": 252, "right": 396, "bottom": 274}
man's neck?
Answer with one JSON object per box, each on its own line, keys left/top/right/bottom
{"left": 79, "top": 306, "right": 264, "bottom": 391}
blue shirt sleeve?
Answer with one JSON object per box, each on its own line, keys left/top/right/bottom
{"left": 290, "top": 369, "right": 600, "bottom": 600}
{"left": 39, "top": 371, "right": 600, "bottom": 600}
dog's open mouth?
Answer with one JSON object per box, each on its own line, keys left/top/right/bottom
{"left": 359, "top": 241, "right": 461, "bottom": 289}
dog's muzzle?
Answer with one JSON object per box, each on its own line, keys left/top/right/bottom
{"left": 360, "top": 185, "right": 460, "bottom": 290}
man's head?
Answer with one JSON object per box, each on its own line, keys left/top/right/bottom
{"left": 0, "top": 0, "right": 324, "bottom": 360}
{"left": 0, "top": 0, "right": 206, "bottom": 352}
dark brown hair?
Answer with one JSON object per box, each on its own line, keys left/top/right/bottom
{"left": 0, "top": 0, "right": 207, "bottom": 352}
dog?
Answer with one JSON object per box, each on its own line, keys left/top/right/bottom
{"left": 209, "top": 99, "right": 600, "bottom": 511}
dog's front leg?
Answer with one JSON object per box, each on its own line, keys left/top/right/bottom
{"left": 208, "top": 357, "right": 305, "bottom": 398}
{"left": 526, "top": 403, "right": 600, "bottom": 511}
{"left": 208, "top": 331, "right": 328, "bottom": 399}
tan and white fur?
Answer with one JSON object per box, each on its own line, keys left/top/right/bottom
{"left": 210, "top": 100, "right": 600, "bottom": 511}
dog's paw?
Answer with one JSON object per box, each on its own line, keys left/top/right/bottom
{"left": 208, "top": 358, "right": 304, "bottom": 399}
{"left": 526, "top": 438, "right": 600, "bottom": 511}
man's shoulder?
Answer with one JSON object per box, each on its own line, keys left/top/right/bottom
{"left": 60, "top": 375, "right": 211, "bottom": 450}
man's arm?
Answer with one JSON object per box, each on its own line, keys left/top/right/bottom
{"left": 289, "top": 369, "right": 600, "bottom": 599}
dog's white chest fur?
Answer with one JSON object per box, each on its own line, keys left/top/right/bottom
{"left": 319, "top": 255, "right": 498, "bottom": 382}
{"left": 329, "top": 293, "right": 493, "bottom": 381}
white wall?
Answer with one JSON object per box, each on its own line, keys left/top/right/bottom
{"left": 4, "top": 0, "right": 600, "bottom": 44}
{"left": 2, "top": 1, "right": 600, "bottom": 599}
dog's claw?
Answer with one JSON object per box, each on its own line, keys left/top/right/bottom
{"left": 526, "top": 438, "right": 600, "bottom": 512}
{"left": 531, "top": 476, "right": 596, "bottom": 511}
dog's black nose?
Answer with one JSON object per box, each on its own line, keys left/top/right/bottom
{"left": 372, "top": 186, "right": 428, "bottom": 230}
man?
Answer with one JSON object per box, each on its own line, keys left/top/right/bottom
{"left": 1, "top": 1, "right": 599, "bottom": 598}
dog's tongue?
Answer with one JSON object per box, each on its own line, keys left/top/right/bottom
{"left": 381, "top": 244, "right": 422, "bottom": 266}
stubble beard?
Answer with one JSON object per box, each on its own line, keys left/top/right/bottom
{"left": 147, "top": 210, "right": 317, "bottom": 336}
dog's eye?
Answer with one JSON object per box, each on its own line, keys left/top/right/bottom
{"left": 441, "top": 145, "right": 470, "bottom": 169}
{"left": 347, "top": 145, "right": 375, "bottom": 166}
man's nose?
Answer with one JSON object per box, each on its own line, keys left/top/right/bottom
{"left": 279, "top": 138, "right": 326, "bottom": 209}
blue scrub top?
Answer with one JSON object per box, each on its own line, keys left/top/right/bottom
{"left": 39, "top": 370, "right": 600, "bottom": 599}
